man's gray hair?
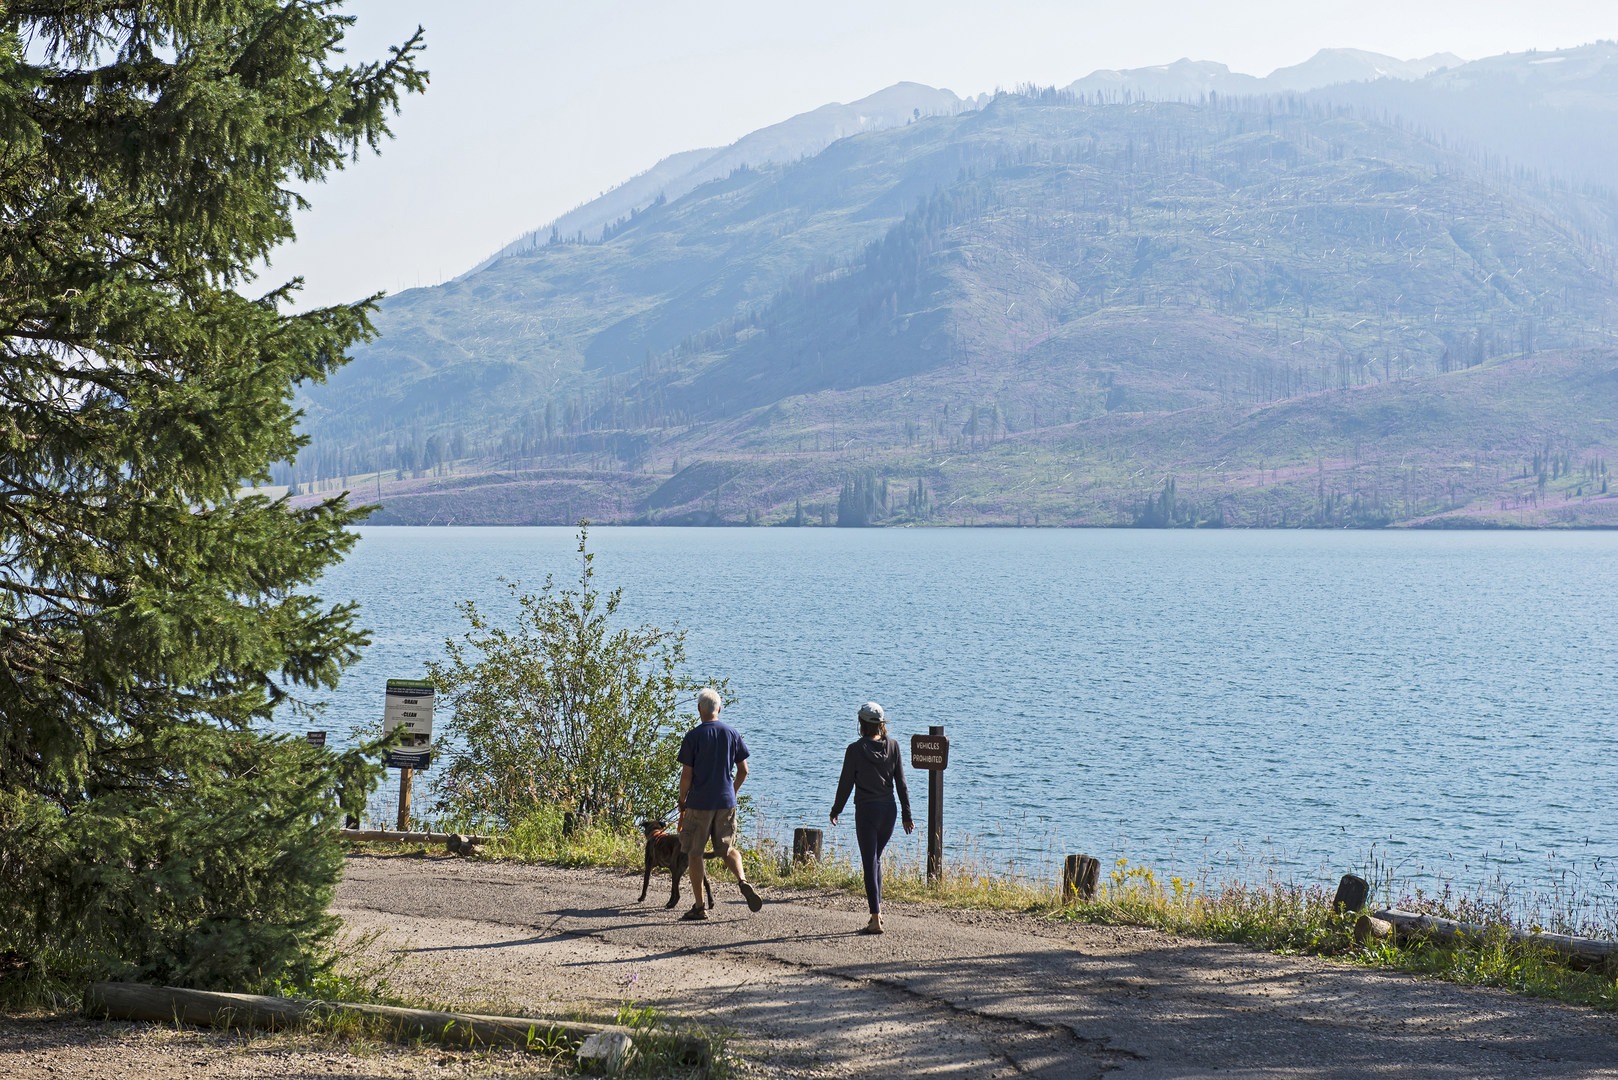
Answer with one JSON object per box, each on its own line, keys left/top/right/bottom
{"left": 697, "top": 687, "right": 723, "bottom": 719}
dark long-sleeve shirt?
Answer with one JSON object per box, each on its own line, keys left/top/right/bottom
{"left": 831, "top": 736, "right": 912, "bottom": 820}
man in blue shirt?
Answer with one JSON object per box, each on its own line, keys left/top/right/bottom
{"left": 676, "top": 687, "right": 763, "bottom": 920}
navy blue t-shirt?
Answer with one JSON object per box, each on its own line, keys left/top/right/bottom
{"left": 678, "top": 720, "right": 749, "bottom": 810}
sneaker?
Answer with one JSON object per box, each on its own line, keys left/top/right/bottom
{"left": 858, "top": 914, "right": 884, "bottom": 935}
{"left": 680, "top": 904, "right": 709, "bottom": 921}
{"left": 738, "top": 881, "right": 763, "bottom": 912}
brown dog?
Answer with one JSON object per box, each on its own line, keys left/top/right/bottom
{"left": 638, "top": 819, "right": 715, "bottom": 909}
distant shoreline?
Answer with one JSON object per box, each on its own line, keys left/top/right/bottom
{"left": 349, "top": 518, "right": 1618, "bottom": 531}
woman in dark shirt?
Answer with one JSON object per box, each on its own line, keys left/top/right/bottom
{"left": 829, "top": 701, "right": 914, "bottom": 934}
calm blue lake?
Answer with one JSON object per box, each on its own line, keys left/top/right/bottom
{"left": 290, "top": 526, "right": 1618, "bottom": 920}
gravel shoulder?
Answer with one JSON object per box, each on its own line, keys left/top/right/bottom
{"left": 7, "top": 853, "right": 1618, "bottom": 1079}
{"left": 0, "top": 1010, "right": 563, "bottom": 1079}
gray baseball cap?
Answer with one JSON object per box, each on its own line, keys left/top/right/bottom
{"left": 858, "top": 701, "right": 885, "bottom": 723}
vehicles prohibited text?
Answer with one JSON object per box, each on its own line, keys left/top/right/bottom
{"left": 911, "top": 733, "right": 949, "bottom": 771}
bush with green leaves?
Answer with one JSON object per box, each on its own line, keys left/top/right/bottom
{"left": 428, "top": 527, "right": 723, "bottom": 829}
{"left": 0, "top": 2, "right": 423, "bottom": 995}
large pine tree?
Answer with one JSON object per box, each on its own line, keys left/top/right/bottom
{"left": 0, "top": 3, "right": 424, "bottom": 991}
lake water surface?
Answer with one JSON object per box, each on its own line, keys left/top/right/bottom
{"left": 294, "top": 526, "right": 1618, "bottom": 919}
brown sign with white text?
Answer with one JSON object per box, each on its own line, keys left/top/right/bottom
{"left": 911, "top": 733, "right": 949, "bottom": 771}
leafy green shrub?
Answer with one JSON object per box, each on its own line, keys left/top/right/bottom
{"left": 428, "top": 526, "right": 724, "bottom": 829}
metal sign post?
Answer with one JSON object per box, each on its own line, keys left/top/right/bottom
{"left": 911, "top": 726, "right": 950, "bottom": 885}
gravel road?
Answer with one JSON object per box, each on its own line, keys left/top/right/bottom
{"left": 328, "top": 854, "right": 1618, "bottom": 1078}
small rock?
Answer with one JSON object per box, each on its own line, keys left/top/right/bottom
{"left": 577, "top": 1030, "right": 636, "bottom": 1074}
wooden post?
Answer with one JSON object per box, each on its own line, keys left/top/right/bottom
{"left": 926, "top": 724, "right": 944, "bottom": 885}
{"left": 396, "top": 767, "right": 413, "bottom": 831}
{"left": 1062, "top": 854, "right": 1101, "bottom": 902}
{"left": 792, "top": 827, "right": 823, "bottom": 864}
{"left": 1333, "top": 873, "right": 1369, "bottom": 913}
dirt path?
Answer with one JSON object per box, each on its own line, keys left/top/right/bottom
{"left": 333, "top": 854, "right": 1618, "bottom": 1078}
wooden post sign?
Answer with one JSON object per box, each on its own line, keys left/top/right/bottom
{"left": 384, "top": 679, "right": 435, "bottom": 832}
{"left": 911, "top": 727, "right": 949, "bottom": 885}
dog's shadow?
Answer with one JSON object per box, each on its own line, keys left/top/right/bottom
{"left": 406, "top": 909, "right": 668, "bottom": 953}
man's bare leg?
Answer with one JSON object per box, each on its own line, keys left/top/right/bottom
{"left": 727, "top": 849, "right": 763, "bottom": 911}
{"left": 688, "top": 855, "right": 706, "bottom": 902}
{"left": 679, "top": 849, "right": 710, "bottom": 919}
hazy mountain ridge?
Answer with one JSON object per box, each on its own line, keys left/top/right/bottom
{"left": 1303, "top": 42, "right": 1618, "bottom": 191}
{"left": 646, "top": 96, "right": 1614, "bottom": 419}
{"left": 293, "top": 44, "right": 1618, "bottom": 528}
{"left": 468, "top": 82, "right": 971, "bottom": 272}
{"left": 473, "top": 47, "right": 1457, "bottom": 276}
{"left": 1065, "top": 48, "right": 1461, "bottom": 101}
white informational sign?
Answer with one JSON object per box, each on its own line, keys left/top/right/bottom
{"left": 384, "top": 679, "right": 435, "bottom": 769}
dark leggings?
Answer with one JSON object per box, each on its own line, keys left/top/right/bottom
{"left": 854, "top": 800, "right": 898, "bottom": 915}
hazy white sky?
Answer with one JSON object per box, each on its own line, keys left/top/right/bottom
{"left": 267, "top": 0, "right": 1616, "bottom": 309}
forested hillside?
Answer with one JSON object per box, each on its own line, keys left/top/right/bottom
{"left": 291, "top": 45, "right": 1618, "bottom": 527}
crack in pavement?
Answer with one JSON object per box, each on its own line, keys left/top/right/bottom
{"left": 394, "top": 901, "right": 1144, "bottom": 1076}
{"left": 675, "top": 932, "right": 1147, "bottom": 1068}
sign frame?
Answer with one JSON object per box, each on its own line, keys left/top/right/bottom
{"left": 383, "top": 678, "right": 436, "bottom": 764}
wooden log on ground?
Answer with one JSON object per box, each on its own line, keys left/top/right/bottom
{"left": 340, "top": 828, "right": 489, "bottom": 849}
{"left": 1362, "top": 910, "right": 1618, "bottom": 969}
{"left": 83, "top": 982, "right": 708, "bottom": 1063}
{"left": 1061, "top": 854, "right": 1101, "bottom": 903}
{"left": 1515, "top": 929, "right": 1618, "bottom": 970}
{"left": 1369, "top": 908, "right": 1490, "bottom": 946}
{"left": 87, "top": 981, "right": 306, "bottom": 1030}
{"left": 792, "top": 827, "right": 823, "bottom": 864}
{"left": 1353, "top": 913, "right": 1395, "bottom": 945}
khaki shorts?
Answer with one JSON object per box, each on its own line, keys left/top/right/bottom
{"left": 679, "top": 807, "right": 737, "bottom": 861}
